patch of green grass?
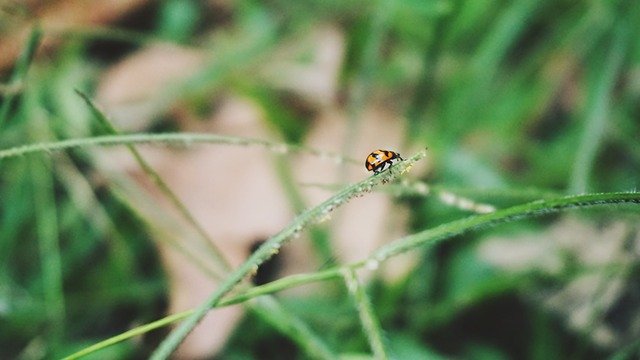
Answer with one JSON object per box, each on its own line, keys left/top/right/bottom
{"left": 1, "top": 0, "right": 640, "bottom": 359}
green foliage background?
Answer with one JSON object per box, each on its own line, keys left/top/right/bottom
{"left": 1, "top": 0, "right": 639, "bottom": 359}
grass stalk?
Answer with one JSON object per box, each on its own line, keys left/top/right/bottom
{"left": 0, "top": 132, "right": 359, "bottom": 165}
{"left": 107, "top": 178, "right": 228, "bottom": 281}
{"left": 61, "top": 311, "right": 191, "bottom": 360}
{"left": 0, "top": 26, "right": 42, "bottom": 129}
{"left": 28, "top": 114, "right": 65, "bottom": 353}
{"left": 569, "top": 18, "right": 630, "bottom": 193}
{"left": 369, "top": 191, "right": 640, "bottom": 263}
{"left": 343, "top": 268, "right": 388, "bottom": 359}
{"left": 273, "top": 156, "right": 335, "bottom": 265}
{"left": 341, "top": 0, "right": 394, "bottom": 179}
{"left": 248, "top": 296, "right": 336, "bottom": 360}
{"left": 61, "top": 266, "right": 343, "bottom": 360}
{"left": 55, "top": 155, "right": 137, "bottom": 277}
{"left": 31, "top": 155, "right": 66, "bottom": 351}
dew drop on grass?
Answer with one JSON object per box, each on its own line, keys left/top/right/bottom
{"left": 475, "top": 204, "right": 496, "bottom": 213}
{"left": 400, "top": 164, "right": 413, "bottom": 174}
{"left": 250, "top": 265, "right": 259, "bottom": 277}
{"left": 316, "top": 211, "right": 332, "bottom": 223}
{"left": 366, "top": 259, "right": 380, "bottom": 270}
{"left": 290, "top": 225, "right": 303, "bottom": 239}
{"left": 438, "top": 191, "right": 456, "bottom": 205}
{"left": 413, "top": 182, "right": 429, "bottom": 195}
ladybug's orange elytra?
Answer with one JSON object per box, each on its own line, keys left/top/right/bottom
{"left": 365, "top": 149, "right": 403, "bottom": 174}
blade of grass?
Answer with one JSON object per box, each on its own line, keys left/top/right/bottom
{"left": 55, "top": 157, "right": 136, "bottom": 278}
{"left": 155, "top": 6, "right": 279, "bottom": 113}
{"left": 343, "top": 268, "right": 388, "bottom": 360}
{"left": 436, "top": 0, "right": 542, "bottom": 143}
{"left": 63, "top": 269, "right": 344, "bottom": 360}
{"left": 107, "top": 176, "right": 228, "bottom": 281}
{"left": 301, "top": 181, "right": 563, "bottom": 212}
{"left": 61, "top": 311, "right": 192, "bottom": 360}
{"left": 0, "top": 162, "right": 30, "bottom": 273}
{"left": 342, "top": 0, "right": 394, "bottom": 179}
{"left": 0, "top": 132, "right": 360, "bottom": 165}
{"left": 470, "top": 0, "right": 541, "bottom": 81}
{"left": 28, "top": 113, "right": 65, "bottom": 353}
{"left": 609, "top": 339, "right": 640, "bottom": 360}
{"left": 569, "top": 18, "right": 631, "bottom": 193}
{"left": 31, "top": 156, "right": 65, "bottom": 348}
{"left": 75, "top": 90, "right": 232, "bottom": 277}
{"left": 384, "top": 181, "right": 497, "bottom": 213}
{"left": 369, "top": 191, "right": 640, "bottom": 264}
{"left": 249, "top": 296, "right": 336, "bottom": 360}
{"left": 0, "top": 26, "right": 42, "bottom": 129}
{"left": 405, "top": 0, "right": 454, "bottom": 141}
{"left": 274, "top": 156, "right": 335, "bottom": 266}
{"left": 61, "top": 265, "right": 342, "bottom": 360}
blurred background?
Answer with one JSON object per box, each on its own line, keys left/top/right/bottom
{"left": 1, "top": 0, "right": 639, "bottom": 359}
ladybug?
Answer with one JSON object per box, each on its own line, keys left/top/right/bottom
{"left": 365, "top": 149, "right": 403, "bottom": 174}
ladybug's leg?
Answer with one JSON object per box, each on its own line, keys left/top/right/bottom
{"left": 386, "top": 160, "right": 394, "bottom": 170}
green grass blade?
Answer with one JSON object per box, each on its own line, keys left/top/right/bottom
{"left": 61, "top": 311, "right": 194, "bottom": 360}
{"left": 0, "top": 132, "right": 359, "bottom": 165}
{"left": 0, "top": 26, "right": 42, "bottom": 129}
{"left": 31, "top": 155, "right": 66, "bottom": 351}
{"left": 249, "top": 296, "right": 336, "bottom": 360}
{"left": 369, "top": 191, "right": 640, "bottom": 263}
{"left": 76, "top": 90, "right": 232, "bottom": 277}
{"left": 569, "top": 19, "right": 631, "bottom": 193}
{"left": 343, "top": 268, "right": 388, "bottom": 360}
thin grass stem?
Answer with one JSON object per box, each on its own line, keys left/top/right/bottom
{"left": 0, "top": 132, "right": 359, "bottom": 165}
{"left": 76, "top": 90, "right": 232, "bottom": 276}
{"left": 569, "top": 19, "right": 630, "bottom": 193}
{"left": 343, "top": 268, "right": 388, "bottom": 359}
{"left": 249, "top": 296, "right": 336, "bottom": 360}
{"left": 28, "top": 111, "right": 65, "bottom": 352}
